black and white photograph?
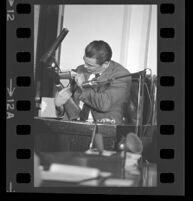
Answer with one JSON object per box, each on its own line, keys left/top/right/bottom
{"left": 33, "top": 4, "right": 157, "bottom": 188}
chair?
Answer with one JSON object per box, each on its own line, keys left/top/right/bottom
{"left": 123, "top": 72, "right": 157, "bottom": 138}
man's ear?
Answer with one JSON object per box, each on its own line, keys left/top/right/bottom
{"left": 102, "top": 61, "right": 110, "bottom": 69}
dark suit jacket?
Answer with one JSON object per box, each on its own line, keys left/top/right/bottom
{"left": 73, "top": 60, "right": 131, "bottom": 124}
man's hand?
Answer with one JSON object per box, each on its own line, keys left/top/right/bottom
{"left": 54, "top": 87, "right": 72, "bottom": 107}
{"left": 75, "top": 73, "right": 85, "bottom": 88}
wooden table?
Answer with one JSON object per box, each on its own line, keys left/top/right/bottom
{"left": 34, "top": 117, "right": 155, "bottom": 154}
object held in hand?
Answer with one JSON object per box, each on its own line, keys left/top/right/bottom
{"left": 54, "top": 87, "right": 72, "bottom": 107}
{"left": 59, "top": 70, "right": 77, "bottom": 79}
{"left": 54, "top": 86, "right": 81, "bottom": 120}
{"left": 58, "top": 87, "right": 72, "bottom": 96}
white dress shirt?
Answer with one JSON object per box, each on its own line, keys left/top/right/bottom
{"left": 79, "top": 73, "right": 97, "bottom": 121}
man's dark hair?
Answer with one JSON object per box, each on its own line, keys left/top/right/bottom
{"left": 85, "top": 40, "right": 112, "bottom": 65}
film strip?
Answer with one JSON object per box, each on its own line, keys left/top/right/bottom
{"left": 6, "top": 0, "right": 185, "bottom": 195}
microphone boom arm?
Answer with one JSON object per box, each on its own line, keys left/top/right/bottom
{"left": 40, "top": 28, "right": 69, "bottom": 64}
{"left": 81, "top": 69, "right": 147, "bottom": 88}
{"left": 39, "top": 28, "right": 69, "bottom": 89}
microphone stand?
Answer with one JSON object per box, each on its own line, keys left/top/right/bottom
{"left": 115, "top": 71, "right": 146, "bottom": 138}
{"left": 46, "top": 56, "right": 65, "bottom": 90}
{"left": 36, "top": 28, "right": 69, "bottom": 113}
{"left": 135, "top": 73, "right": 146, "bottom": 137}
{"left": 121, "top": 149, "right": 127, "bottom": 179}
{"left": 88, "top": 123, "right": 97, "bottom": 151}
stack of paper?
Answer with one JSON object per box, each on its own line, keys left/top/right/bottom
{"left": 104, "top": 178, "right": 134, "bottom": 187}
{"left": 38, "top": 97, "right": 57, "bottom": 118}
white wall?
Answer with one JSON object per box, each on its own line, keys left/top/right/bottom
{"left": 147, "top": 5, "right": 157, "bottom": 75}
{"left": 122, "top": 5, "right": 157, "bottom": 75}
{"left": 34, "top": 5, "right": 40, "bottom": 78}
{"left": 59, "top": 5, "right": 157, "bottom": 75}
{"left": 125, "top": 5, "right": 147, "bottom": 71}
{"left": 59, "top": 5, "right": 125, "bottom": 70}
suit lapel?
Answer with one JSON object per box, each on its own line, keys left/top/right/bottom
{"left": 97, "top": 62, "right": 114, "bottom": 81}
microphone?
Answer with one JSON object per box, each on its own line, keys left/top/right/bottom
{"left": 118, "top": 133, "right": 143, "bottom": 178}
{"left": 118, "top": 132, "right": 143, "bottom": 154}
{"left": 40, "top": 28, "right": 69, "bottom": 63}
{"left": 125, "top": 133, "right": 143, "bottom": 154}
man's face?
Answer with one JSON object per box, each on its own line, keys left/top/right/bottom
{"left": 83, "top": 55, "right": 107, "bottom": 74}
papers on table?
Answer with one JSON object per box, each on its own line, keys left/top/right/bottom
{"left": 41, "top": 163, "right": 111, "bottom": 183}
{"left": 38, "top": 97, "right": 57, "bottom": 118}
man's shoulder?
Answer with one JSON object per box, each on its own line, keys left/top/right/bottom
{"left": 110, "top": 60, "right": 130, "bottom": 74}
{"left": 108, "top": 61, "right": 131, "bottom": 85}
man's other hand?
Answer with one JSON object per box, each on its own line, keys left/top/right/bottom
{"left": 75, "top": 73, "right": 85, "bottom": 88}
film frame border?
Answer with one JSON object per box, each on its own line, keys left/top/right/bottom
{"left": 6, "top": 0, "right": 185, "bottom": 195}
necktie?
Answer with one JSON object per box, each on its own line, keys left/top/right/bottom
{"left": 79, "top": 73, "right": 100, "bottom": 121}
{"left": 95, "top": 73, "right": 100, "bottom": 79}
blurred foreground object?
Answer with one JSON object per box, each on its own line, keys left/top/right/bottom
{"left": 125, "top": 132, "right": 143, "bottom": 154}
{"left": 34, "top": 153, "right": 42, "bottom": 187}
{"left": 118, "top": 132, "right": 143, "bottom": 154}
{"left": 41, "top": 163, "right": 100, "bottom": 182}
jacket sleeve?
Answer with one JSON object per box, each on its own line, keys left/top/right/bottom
{"left": 79, "top": 78, "right": 131, "bottom": 112}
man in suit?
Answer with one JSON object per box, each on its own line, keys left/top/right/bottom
{"left": 54, "top": 40, "right": 131, "bottom": 124}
